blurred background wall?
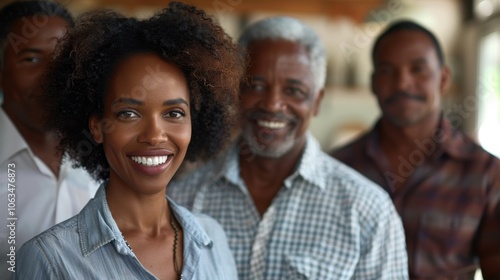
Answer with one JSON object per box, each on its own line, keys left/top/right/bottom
{"left": 1, "top": 0, "right": 499, "bottom": 157}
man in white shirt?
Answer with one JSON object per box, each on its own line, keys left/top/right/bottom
{"left": 0, "top": 1, "right": 99, "bottom": 278}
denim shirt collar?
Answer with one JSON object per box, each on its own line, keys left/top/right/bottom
{"left": 78, "top": 184, "right": 212, "bottom": 258}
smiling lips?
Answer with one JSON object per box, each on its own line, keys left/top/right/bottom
{"left": 131, "top": 156, "right": 169, "bottom": 166}
{"left": 128, "top": 154, "right": 173, "bottom": 176}
{"left": 257, "top": 120, "right": 287, "bottom": 129}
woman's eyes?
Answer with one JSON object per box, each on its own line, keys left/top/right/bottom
{"left": 117, "top": 110, "right": 139, "bottom": 119}
{"left": 115, "top": 109, "right": 185, "bottom": 120}
{"left": 165, "top": 110, "right": 185, "bottom": 119}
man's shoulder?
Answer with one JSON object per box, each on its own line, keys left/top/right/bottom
{"left": 168, "top": 157, "right": 225, "bottom": 207}
{"left": 303, "top": 152, "right": 399, "bottom": 242}
{"left": 329, "top": 131, "right": 371, "bottom": 161}
{"left": 450, "top": 130, "right": 500, "bottom": 164}
{"left": 171, "top": 159, "right": 221, "bottom": 187}
{"left": 62, "top": 161, "right": 100, "bottom": 189}
{"left": 314, "top": 150, "right": 391, "bottom": 205}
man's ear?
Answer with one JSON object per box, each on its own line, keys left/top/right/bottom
{"left": 313, "top": 88, "right": 325, "bottom": 116}
{"left": 0, "top": 69, "right": 4, "bottom": 92}
{"left": 370, "top": 71, "right": 376, "bottom": 96}
{"left": 440, "top": 65, "right": 452, "bottom": 96}
{"left": 89, "top": 114, "right": 103, "bottom": 144}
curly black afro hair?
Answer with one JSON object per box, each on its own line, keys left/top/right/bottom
{"left": 42, "top": 1, "right": 245, "bottom": 182}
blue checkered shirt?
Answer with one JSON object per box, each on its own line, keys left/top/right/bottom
{"left": 168, "top": 134, "right": 409, "bottom": 279}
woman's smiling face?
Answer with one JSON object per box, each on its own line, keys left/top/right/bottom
{"left": 90, "top": 53, "right": 191, "bottom": 194}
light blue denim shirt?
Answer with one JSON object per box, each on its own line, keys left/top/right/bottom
{"left": 13, "top": 185, "right": 238, "bottom": 279}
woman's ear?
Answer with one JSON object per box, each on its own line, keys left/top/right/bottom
{"left": 89, "top": 114, "right": 103, "bottom": 144}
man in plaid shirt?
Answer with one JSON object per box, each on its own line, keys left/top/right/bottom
{"left": 169, "top": 16, "right": 408, "bottom": 280}
{"left": 331, "top": 20, "right": 500, "bottom": 279}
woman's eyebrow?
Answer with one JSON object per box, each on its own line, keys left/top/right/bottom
{"left": 111, "top": 98, "right": 143, "bottom": 106}
{"left": 163, "top": 98, "right": 189, "bottom": 106}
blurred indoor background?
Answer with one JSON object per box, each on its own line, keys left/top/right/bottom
{"left": 1, "top": 0, "right": 499, "bottom": 158}
{"left": 0, "top": 1, "right": 498, "bottom": 279}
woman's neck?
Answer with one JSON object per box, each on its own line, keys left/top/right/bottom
{"left": 106, "top": 184, "right": 170, "bottom": 236}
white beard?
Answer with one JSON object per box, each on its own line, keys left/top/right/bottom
{"left": 241, "top": 125, "right": 296, "bottom": 159}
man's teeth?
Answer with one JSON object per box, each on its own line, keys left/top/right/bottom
{"left": 130, "top": 156, "right": 169, "bottom": 166}
{"left": 257, "top": 120, "right": 286, "bottom": 129}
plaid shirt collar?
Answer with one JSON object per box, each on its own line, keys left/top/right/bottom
{"left": 214, "top": 133, "right": 327, "bottom": 191}
{"left": 366, "top": 115, "right": 476, "bottom": 162}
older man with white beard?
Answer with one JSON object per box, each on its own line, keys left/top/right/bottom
{"left": 168, "top": 16, "right": 408, "bottom": 280}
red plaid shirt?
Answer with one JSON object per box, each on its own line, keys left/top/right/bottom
{"left": 331, "top": 118, "right": 500, "bottom": 279}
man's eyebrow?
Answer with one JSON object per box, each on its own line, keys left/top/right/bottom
{"left": 287, "top": 78, "right": 305, "bottom": 86}
{"left": 411, "top": 57, "right": 429, "bottom": 64}
{"left": 17, "top": 48, "right": 43, "bottom": 55}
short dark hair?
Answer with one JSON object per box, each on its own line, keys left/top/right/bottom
{"left": 0, "top": 1, "right": 74, "bottom": 68}
{"left": 42, "top": 2, "right": 245, "bottom": 182}
{"left": 372, "top": 20, "right": 444, "bottom": 67}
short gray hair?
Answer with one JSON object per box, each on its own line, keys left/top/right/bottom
{"left": 238, "top": 16, "right": 326, "bottom": 91}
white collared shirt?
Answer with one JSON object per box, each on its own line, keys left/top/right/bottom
{"left": 0, "top": 109, "right": 99, "bottom": 278}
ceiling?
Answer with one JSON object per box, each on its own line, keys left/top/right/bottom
{"left": 88, "top": 0, "right": 386, "bottom": 23}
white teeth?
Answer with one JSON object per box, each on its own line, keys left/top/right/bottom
{"left": 257, "top": 120, "right": 286, "bottom": 129}
{"left": 131, "top": 156, "right": 169, "bottom": 166}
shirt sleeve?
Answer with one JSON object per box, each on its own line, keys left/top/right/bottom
{"left": 476, "top": 157, "right": 500, "bottom": 279}
{"left": 353, "top": 197, "right": 409, "bottom": 279}
{"left": 13, "top": 240, "right": 56, "bottom": 280}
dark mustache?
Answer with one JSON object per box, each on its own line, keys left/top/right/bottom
{"left": 247, "top": 110, "right": 296, "bottom": 123}
{"left": 385, "top": 92, "right": 426, "bottom": 105}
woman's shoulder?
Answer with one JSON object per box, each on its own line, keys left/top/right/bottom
{"left": 15, "top": 215, "right": 80, "bottom": 277}
{"left": 17, "top": 195, "right": 103, "bottom": 262}
{"left": 22, "top": 216, "right": 79, "bottom": 250}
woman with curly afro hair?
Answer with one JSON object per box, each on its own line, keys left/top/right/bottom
{"left": 14, "top": 2, "right": 245, "bottom": 280}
